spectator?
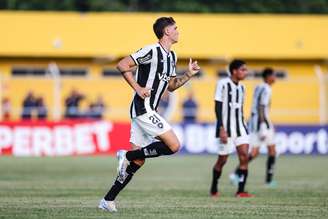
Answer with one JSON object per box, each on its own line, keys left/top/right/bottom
{"left": 157, "top": 91, "right": 170, "bottom": 117}
{"left": 157, "top": 90, "right": 176, "bottom": 121}
{"left": 36, "top": 97, "right": 48, "bottom": 120}
{"left": 87, "top": 96, "right": 106, "bottom": 119}
{"left": 2, "top": 97, "right": 11, "bottom": 121}
{"left": 64, "top": 89, "right": 85, "bottom": 119}
{"left": 182, "top": 91, "right": 198, "bottom": 123}
{"left": 21, "top": 91, "right": 36, "bottom": 120}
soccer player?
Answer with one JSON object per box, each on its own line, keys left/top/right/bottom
{"left": 230, "top": 68, "right": 277, "bottom": 186}
{"left": 99, "top": 17, "right": 201, "bottom": 212}
{"left": 210, "top": 60, "right": 253, "bottom": 198}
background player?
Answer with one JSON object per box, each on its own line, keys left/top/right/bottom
{"left": 99, "top": 17, "right": 201, "bottom": 212}
{"left": 230, "top": 67, "right": 277, "bottom": 186}
{"left": 210, "top": 60, "right": 253, "bottom": 198}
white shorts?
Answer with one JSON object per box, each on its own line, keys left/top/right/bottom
{"left": 250, "top": 128, "right": 275, "bottom": 148}
{"left": 218, "top": 135, "right": 249, "bottom": 155}
{"left": 129, "top": 111, "right": 172, "bottom": 148}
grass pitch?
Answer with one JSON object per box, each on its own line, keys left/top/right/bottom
{"left": 0, "top": 155, "right": 327, "bottom": 219}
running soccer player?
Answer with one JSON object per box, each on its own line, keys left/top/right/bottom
{"left": 230, "top": 68, "right": 277, "bottom": 186}
{"left": 210, "top": 60, "right": 254, "bottom": 198}
{"left": 99, "top": 17, "right": 201, "bottom": 212}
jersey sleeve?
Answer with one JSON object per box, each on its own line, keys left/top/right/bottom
{"left": 130, "top": 46, "right": 153, "bottom": 65}
{"left": 260, "top": 88, "right": 270, "bottom": 106}
{"left": 214, "top": 80, "right": 225, "bottom": 101}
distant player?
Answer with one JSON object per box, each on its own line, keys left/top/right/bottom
{"left": 210, "top": 60, "right": 253, "bottom": 198}
{"left": 99, "top": 17, "right": 201, "bottom": 212}
{"left": 230, "top": 68, "right": 277, "bottom": 186}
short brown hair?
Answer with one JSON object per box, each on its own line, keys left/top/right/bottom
{"left": 229, "top": 59, "right": 246, "bottom": 75}
{"left": 153, "top": 17, "right": 176, "bottom": 39}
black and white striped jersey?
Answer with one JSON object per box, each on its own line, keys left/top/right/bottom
{"left": 129, "top": 43, "right": 177, "bottom": 118}
{"left": 248, "top": 83, "right": 272, "bottom": 132}
{"left": 214, "top": 77, "right": 248, "bottom": 138}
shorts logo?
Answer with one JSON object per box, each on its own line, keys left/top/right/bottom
{"left": 149, "top": 114, "right": 164, "bottom": 128}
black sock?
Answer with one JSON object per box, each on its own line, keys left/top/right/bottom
{"left": 210, "top": 168, "right": 222, "bottom": 194}
{"left": 266, "top": 156, "right": 275, "bottom": 183}
{"left": 235, "top": 155, "right": 253, "bottom": 174}
{"left": 104, "top": 162, "right": 141, "bottom": 201}
{"left": 236, "top": 168, "right": 248, "bottom": 193}
{"left": 125, "top": 141, "right": 174, "bottom": 161}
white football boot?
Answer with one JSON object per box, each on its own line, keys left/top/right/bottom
{"left": 229, "top": 172, "right": 239, "bottom": 186}
{"left": 98, "top": 198, "right": 117, "bottom": 212}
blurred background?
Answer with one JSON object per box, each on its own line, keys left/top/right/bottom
{"left": 0, "top": 0, "right": 327, "bottom": 156}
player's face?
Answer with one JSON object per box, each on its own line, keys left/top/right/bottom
{"left": 235, "top": 64, "right": 248, "bottom": 80}
{"left": 166, "top": 24, "right": 179, "bottom": 43}
{"left": 268, "top": 74, "right": 276, "bottom": 85}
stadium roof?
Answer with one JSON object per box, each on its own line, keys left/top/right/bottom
{"left": 0, "top": 11, "right": 327, "bottom": 60}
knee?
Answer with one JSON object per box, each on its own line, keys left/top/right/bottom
{"left": 215, "top": 157, "right": 227, "bottom": 168}
{"left": 252, "top": 150, "right": 259, "bottom": 158}
{"left": 239, "top": 153, "right": 249, "bottom": 164}
{"left": 169, "top": 142, "right": 181, "bottom": 153}
{"left": 133, "top": 159, "right": 145, "bottom": 166}
{"left": 268, "top": 147, "right": 276, "bottom": 156}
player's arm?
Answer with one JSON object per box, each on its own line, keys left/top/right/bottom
{"left": 258, "top": 90, "right": 269, "bottom": 138}
{"left": 258, "top": 105, "right": 266, "bottom": 124}
{"left": 215, "top": 101, "right": 228, "bottom": 143}
{"left": 117, "top": 56, "right": 151, "bottom": 99}
{"left": 214, "top": 81, "right": 228, "bottom": 143}
{"left": 167, "top": 58, "right": 200, "bottom": 92}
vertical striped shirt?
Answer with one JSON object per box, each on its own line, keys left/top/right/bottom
{"left": 214, "top": 77, "right": 248, "bottom": 138}
{"left": 129, "top": 43, "right": 177, "bottom": 118}
{"left": 249, "top": 83, "right": 272, "bottom": 132}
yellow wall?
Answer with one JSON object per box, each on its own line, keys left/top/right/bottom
{"left": 1, "top": 63, "right": 325, "bottom": 124}
{"left": 0, "top": 12, "right": 327, "bottom": 124}
{"left": 0, "top": 12, "right": 328, "bottom": 59}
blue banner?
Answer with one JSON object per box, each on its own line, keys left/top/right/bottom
{"left": 173, "top": 123, "right": 328, "bottom": 155}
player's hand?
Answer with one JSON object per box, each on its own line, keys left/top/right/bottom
{"left": 187, "top": 58, "right": 201, "bottom": 77}
{"left": 136, "top": 87, "right": 152, "bottom": 99}
{"left": 219, "top": 127, "right": 228, "bottom": 144}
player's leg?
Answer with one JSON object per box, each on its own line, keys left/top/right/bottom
{"left": 210, "top": 138, "right": 232, "bottom": 197}
{"left": 99, "top": 121, "right": 146, "bottom": 212}
{"left": 248, "top": 131, "right": 261, "bottom": 163}
{"left": 103, "top": 143, "right": 145, "bottom": 203}
{"left": 231, "top": 146, "right": 259, "bottom": 183}
{"left": 235, "top": 143, "right": 250, "bottom": 195}
{"left": 230, "top": 134, "right": 259, "bottom": 186}
{"left": 210, "top": 154, "right": 228, "bottom": 197}
{"left": 249, "top": 146, "right": 260, "bottom": 162}
{"left": 266, "top": 144, "right": 276, "bottom": 184}
{"left": 124, "top": 112, "right": 180, "bottom": 161}
{"left": 124, "top": 130, "right": 179, "bottom": 161}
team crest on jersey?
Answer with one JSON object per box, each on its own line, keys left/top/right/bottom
{"left": 158, "top": 72, "right": 171, "bottom": 82}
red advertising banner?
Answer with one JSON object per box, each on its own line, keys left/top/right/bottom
{"left": 0, "top": 120, "right": 131, "bottom": 156}
{"left": 1, "top": 121, "right": 327, "bottom": 156}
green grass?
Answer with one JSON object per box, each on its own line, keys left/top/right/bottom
{"left": 0, "top": 155, "right": 327, "bottom": 219}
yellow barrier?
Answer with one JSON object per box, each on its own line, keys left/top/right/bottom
{"left": 0, "top": 75, "right": 324, "bottom": 124}
{"left": 0, "top": 12, "right": 328, "bottom": 59}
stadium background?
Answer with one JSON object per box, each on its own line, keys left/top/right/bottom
{"left": 0, "top": 10, "right": 327, "bottom": 156}
{"left": 0, "top": 1, "right": 328, "bottom": 219}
